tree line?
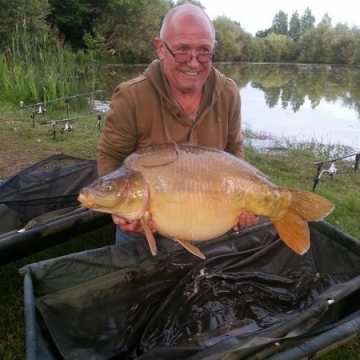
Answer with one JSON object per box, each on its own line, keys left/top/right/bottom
{"left": 0, "top": 0, "right": 359, "bottom": 65}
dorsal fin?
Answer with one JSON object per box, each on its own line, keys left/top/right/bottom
{"left": 128, "top": 144, "right": 179, "bottom": 169}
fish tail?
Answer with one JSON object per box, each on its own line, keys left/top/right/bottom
{"left": 271, "top": 188, "right": 334, "bottom": 255}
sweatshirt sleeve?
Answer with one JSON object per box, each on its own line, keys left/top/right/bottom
{"left": 96, "top": 84, "right": 137, "bottom": 176}
{"left": 225, "top": 82, "right": 244, "bottom": 159}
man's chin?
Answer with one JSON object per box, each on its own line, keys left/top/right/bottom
{"left": 178, "top": 81, "right": 203, "bottom": 93}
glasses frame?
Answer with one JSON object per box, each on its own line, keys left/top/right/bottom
{"left": 162, "top": 41, "right": 215, "bottom": 64}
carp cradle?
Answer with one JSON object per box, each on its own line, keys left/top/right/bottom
{"left": 21, "top": 219, "right": 360, "bottom": 360}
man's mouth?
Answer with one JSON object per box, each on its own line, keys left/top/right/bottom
{"left": 184, "top": 71, "right": 198, "bottom": 76}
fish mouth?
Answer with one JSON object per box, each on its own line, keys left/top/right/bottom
{"left": 77, "top": 192, "right": 113, "bottom": 214}
{"left": 77, "top": 192, "right": 96, "bottom": 209}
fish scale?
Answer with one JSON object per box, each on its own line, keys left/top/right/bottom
{"left": 144, "top": 152, "right": 238, "bottom": 240}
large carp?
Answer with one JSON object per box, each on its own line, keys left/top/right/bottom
{"left": 78, "top": 143, "right": 334, "bottom": 259}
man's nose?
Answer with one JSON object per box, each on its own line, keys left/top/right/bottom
{"left": 187, "top": 53, "right": 201, "bottom": 66}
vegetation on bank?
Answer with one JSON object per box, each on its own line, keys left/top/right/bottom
{"left": 1, "top": 1, "right": 360, "bottom": 69}
{"left": 1, "top": 0, "right": 360, "bottom": 106}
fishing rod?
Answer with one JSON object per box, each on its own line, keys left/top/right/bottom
{"left": 20, "top": 90, "right": 104, "bottom": 109}
{"left": 20, "top": 90, "right": 103, "bottom": 127}
{"left": 38, "top": 114, "right": 102, "bottom": 139}
{"left": 312, "top": 152, "right": 360, "bottom": 191}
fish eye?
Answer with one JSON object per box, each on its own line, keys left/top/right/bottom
{"left": 105, "top": 182, "right": 113, "bottom": 191}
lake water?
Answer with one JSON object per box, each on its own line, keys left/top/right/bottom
{"left": 242, "top": 84, "right": 360, "bottom": 148}
{"left": 98, "top": 63, "right": 360, "bottom": 153}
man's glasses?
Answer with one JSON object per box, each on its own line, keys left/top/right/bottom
{"left": 163, "top": 41, "right": 215, "bottom": 64}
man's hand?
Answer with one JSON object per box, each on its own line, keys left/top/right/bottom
{"left": 111, "top": 214, "right": 156, "bottom": 233}
{"left": 232, "top": 211, "right": 259, "bottom": 231}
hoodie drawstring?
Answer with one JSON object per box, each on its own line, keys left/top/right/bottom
{"left": 160, "top": 97, "right": 181, "bottom": 153}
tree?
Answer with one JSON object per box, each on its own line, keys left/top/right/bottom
{"left": 263, "top": 33, "right": 295, "bottom": 62}
{"left": 237, "top": 30, "right": 254, "bottom": 62}
{"left": 321, "top": 13, "right": 332, "bottom": 27}
{"left": 289, "top": 11, "right": 301, "bottom": 42}
{"left": 89, "top": 0, "right": 170, "bottom": 62}
{"left": 332, "top": 23, "right": 355, "bottom": 64}
{"left": 0, "top": 0, "right": 50, "bottom": 47}
{"left": 298, "top": 22, "right": 333, "bottom": 63}
{"left": 313, "top": 22, "right": 334, "bottom": 63}
{"left": 47, "top": 0, "right": 111, "bottom": 49}
{"left": 272, "top": 10, "right": 288, "bottom": 36}
{"left": 255, "top": 28, "right": 273, "bottom": 38}
{"left": 213, "top": 16, "right": 242, "bottom": 61}
{"left": 300, "top": 7, "right": 316, "bottom": 36}
{"left": 175, "top": 0, "right": 205, "bottom": 9}
{"left": 47, "top": 0, "right": 149, "bottom": 50}
{"left": 350, "top": 28, "right": 360, "bottom": 65}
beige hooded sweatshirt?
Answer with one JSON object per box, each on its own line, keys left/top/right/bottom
{"left": 97, "top": 60, "right": 244, "bottom": 175}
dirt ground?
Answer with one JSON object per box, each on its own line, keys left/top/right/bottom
{"left": 0, "top": 123, "right": 56, "bottom": 179}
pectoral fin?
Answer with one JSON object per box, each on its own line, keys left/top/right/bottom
{"left": 175, "top": 239, "right": 206, "bottom": 260}
{"left": 140, "top": 215, "right": 157, "bottom": 256}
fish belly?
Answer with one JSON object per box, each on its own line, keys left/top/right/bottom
{"left": 133, "top": 145, "right": 273, "bottom": 241}
{"left": 149, "top": 191, "right": 240, "bottom": 241}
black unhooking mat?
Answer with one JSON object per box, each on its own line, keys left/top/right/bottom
{"left": 0, "top": 153, "right": 112, "bottom": 264}
{"left": 21, "top": 220, "right": 360, "bottom": 360}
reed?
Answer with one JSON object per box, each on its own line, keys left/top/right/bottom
{"left": 0, "top": 25, "right": 96, "bottom": 106}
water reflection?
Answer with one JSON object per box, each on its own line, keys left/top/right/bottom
{"left": 219, "top": 63, "right": 360, "bottom": 150}
{"left": 98, "top": 63, "right": 360, "bottom": 151}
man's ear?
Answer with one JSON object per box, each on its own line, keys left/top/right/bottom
{"left": 154, "top": 37, "right": 164, "bottom": 59}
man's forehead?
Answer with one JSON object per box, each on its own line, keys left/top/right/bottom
{"left": 169, "top": 35, "right": 214, "bottom": 47}
{"left": 167, "top": 23, "right": 214, "bottom": 43}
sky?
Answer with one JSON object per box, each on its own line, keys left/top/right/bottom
{"left": 199, "top": 0, "right": 360, "bottom": 35}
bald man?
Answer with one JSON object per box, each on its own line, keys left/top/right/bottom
{"left": 97, "top": 4, "right": 258, "bottom": 244}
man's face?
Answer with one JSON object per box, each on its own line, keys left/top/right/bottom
{"left": 155, "top": 12, "right": 216, "bottom": 94}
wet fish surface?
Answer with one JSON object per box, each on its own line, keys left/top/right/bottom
{"left": 78, "top": 143, "right": 334, "bottom": 258}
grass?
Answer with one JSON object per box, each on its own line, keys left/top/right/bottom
{"left": 0, "top": 103, "right": 360, "bottom": 359}
{"left": 0, "top": 101, "right": 104, "bottom": 177}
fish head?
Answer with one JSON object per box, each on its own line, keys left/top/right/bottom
{"left": 78, "top": 167, "right": 149, "bottom": 220}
